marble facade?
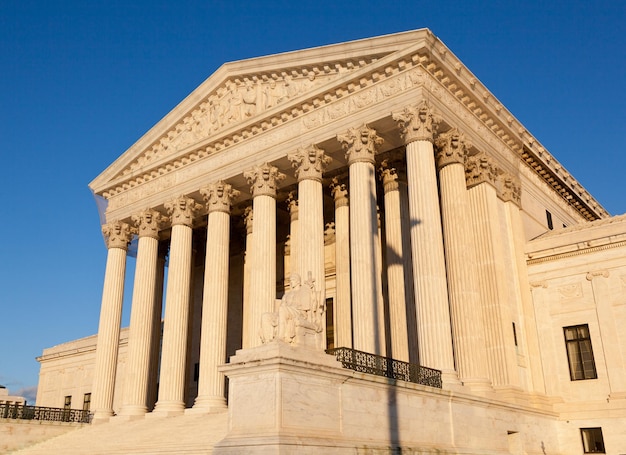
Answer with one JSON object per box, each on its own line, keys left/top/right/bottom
{"left": 34, "top": 29, "right": 625, "bottom": 454}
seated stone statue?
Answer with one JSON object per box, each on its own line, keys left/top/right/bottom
{"left": 259, "top": 273, "right": 324, "bottom": 348}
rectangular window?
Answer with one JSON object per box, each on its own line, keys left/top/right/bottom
{"left": 546, "top": 210, "right": 554, "bottom": 230}
{"left": 580, "top": 427, "right": 605, "bottom": 453}
{"left": 512, "top": 322, "right": 518, "bottom": 347}
{"left": 64, "top": 395, "right": 72, "bottom": 410}
{"left": 83, "top": 393, "right": 91, "bottom": 412}
{"left": 564, "top": 324, "right": 597, "bottom": 380}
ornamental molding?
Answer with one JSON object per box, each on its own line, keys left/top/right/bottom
{"left": 90, "top": 29, "right": 607, "bottom": 222}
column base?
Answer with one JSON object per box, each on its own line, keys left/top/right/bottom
{"left": 117, "top": 404, "right": 148, "bottom": 419}
{"left": 461, "top": 377, "right": 493, "bottom": 394}
{"left": 186, "top": 397, "right": 227, "bottom": 414}
{"left": 148, "top": 400, "right": 186, "bottom": 418}
{"left": 91, "top": 410, "right": 114, "bottom": 424}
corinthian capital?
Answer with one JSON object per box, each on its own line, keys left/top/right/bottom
{"left": 392, "top": 101, "right": 441, "bottom": 143}
{"left": 337, "top": 124, "right": 383, "bottom": 165}
{"left": 465, "top": 153, "right": 499, "bottom": 189}
{"left": 288, "top": 145, "right": 332, "bottom": 182}
{"left": 286, "top": 191, "right": 299, "bottom": 220}
{"left": 434, "top": 128, "right": 472, "bottom": 170}
{"left": 499, "top": 173, "right": 522, "bottom": 206}
{"left": 164, "top": 195, "right": 202, "bottom": 227}
{"left": 243, "top": 206, "right": 253, "bottom": 235}
{"left": 330, "top": 177, "right": 349, "bottom": 208}
{"left": 243, "top": 162, "right": 285, "bottom": 198}
{"left": 379, "top": 160, "right": 404, "bottom": 194}
{"left": 200, "top": 181, "right": 240, "bottom": 214}
{"left": 132, "top": 209, "right": 165, "bottom": 239}
{"left": 102, "top": 220, "right": 134, "bottom": 250}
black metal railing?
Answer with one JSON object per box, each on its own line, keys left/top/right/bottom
{"left": 326, "top": 347, "right": 442, "bottom": 388}
{"left": 0, "top": 403, "right": 91, "bottom": 423}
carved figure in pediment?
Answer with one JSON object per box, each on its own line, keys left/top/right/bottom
{"left": 242, "top": 81, "right": 258, "bottom": 118}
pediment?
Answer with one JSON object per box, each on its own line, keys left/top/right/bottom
{"left": 89, "top": 30, "right": 434, "bottom": 194}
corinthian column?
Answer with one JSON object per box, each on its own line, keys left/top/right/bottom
{"left": 192, "top": 181, "right": 240, "bottom": 412}
{"left": 92, "top": 221, "right": 134, "bottom": 422}
{"left": 331, "top": 178, "right": 352, "bottom": 349}
{"left": 338, "top": 125, "right": 384, "bottom": 355}
{"left": 499, "top": 174, "right": 546, "bottom": 393}
{"left": 120, "top": 209, "right": 165, "bottom": 417}
{"left": 153, "top": 196, "right": 201, "bottom": 416}
{"left": 379, "top": 162, "right": 413, "bottom": 362}
{"left": 286, "top": 191, "right": 299, "bottom": 281}
{"left": 435, "top": 129, "right": 490, "bottom": 390}
{"left": 241, "top": 206, "right": 253, "bottom": 349}
{"left": 244, "top": 163, "right": 285, "bottom": 347}
{"left": 466, "top": 154, "right": 518, "bottom": 388}
{"left": 392, "top": 103, "right": 456, "bottom": 381}
{"left": 288, "top": 145, "right": 331, "bottom": 346}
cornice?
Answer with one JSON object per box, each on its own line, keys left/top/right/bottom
{"left": 91, "top": 29, "right": 607, "bottom": 223}
{"left": 526, "top": 239, "right": 626, "bottom": 265}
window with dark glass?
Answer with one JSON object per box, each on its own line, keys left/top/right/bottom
{"left": 580, "top": 427, "right": 605, "bottom": 453}
{"left": 546, "top": 210, "right": 554, "bottom": 230}
{"left": 83, "top": 393, "right": 91, "bottom": 412}
{"left": 564, "top": 324, "right": 597, "bottom": 380}
{"left": 64, "top": 395, "right": 72, "bottom": 410}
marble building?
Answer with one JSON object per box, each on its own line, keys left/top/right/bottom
{"left": 33, "top": 29, "right": 626, "bottom": 454}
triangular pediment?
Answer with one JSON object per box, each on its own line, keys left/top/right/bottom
{"left": 90, "top": 29, "right": 436, "bottom": 193}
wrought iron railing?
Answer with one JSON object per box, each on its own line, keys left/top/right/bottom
{"left": 326, "top": 347, "right": 442, "bottom": 388}
{"left": 0, "top": 403, "right": 91, "bottom": 423}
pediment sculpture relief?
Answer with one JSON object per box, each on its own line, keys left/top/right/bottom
{"left": 117, "top": 57, "right": 383, "bottom": 180}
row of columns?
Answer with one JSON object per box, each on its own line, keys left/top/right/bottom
{"left": 92, "top": 101, "right": 528, "bottom": 420}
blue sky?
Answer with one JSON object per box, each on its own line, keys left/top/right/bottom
{"left": 0, "top": 1, "right": 624, "bottom": 404}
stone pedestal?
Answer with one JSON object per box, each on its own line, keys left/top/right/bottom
{"left": 214, "top": 342, "right": 346, "bottom": 454}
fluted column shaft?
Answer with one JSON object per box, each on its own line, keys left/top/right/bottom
{"left": 338, "top": 125, "right": 383, "bottom": 355}
{"left": 242, "top": 207, "right": 253, "bottom": 349}
{"left": 380, "top": 165, "right": 410, "bottom": 362}
{"left": 501, "top": 175, "right": 546, "bottom": 393}
{"left": 392, "top": 104, "right": 456, "bottom": 379}
{"left": 120, "top": 210, "right": 164, "bottom": 417}
{"left": 436, "top": 130, "right": 490, "bottom": 389}
{"left": 147, "top": 244, "right": 167, "bottom": 411}
{"left": 466, "top": 157, "right": 518, "bottom": 387}
{"left": 331, "top": 179, "right": 352, "bottom": 348}
{"left": 286, "top": 192, "right": 299, "bottom": 282}
{"left": 92, "top": 221, "right": 133, "bottom": 421}
{"left": 193, "top": 182, "right": 239, "bottom": 412}
{"left": 154, "top": 196, "right": 200, "bottom": 415}
{"left": 244, "top": 163, "right": 285, "bottom": 347}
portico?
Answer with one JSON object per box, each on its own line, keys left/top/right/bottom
{"left": 81, "top": 29, "right": 617, "bottom": 453}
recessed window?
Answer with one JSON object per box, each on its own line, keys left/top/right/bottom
{"left": 82, "top": 393, "right": 91, "bottom": 412}
{"left": 64, "top": 395, "right": 72, "bottom": 410}
{"left": 580, "top": 427, "right": 605, "bottom": 453}
{"left": 564, "top": 324, "right": 597, "bottom": 380}
{"left": 546, "top": 210, "right": 554, "bottom": 230}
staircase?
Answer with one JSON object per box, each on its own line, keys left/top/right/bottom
{"left": 12, "top": 411, "right": 228, "bottom": 455}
